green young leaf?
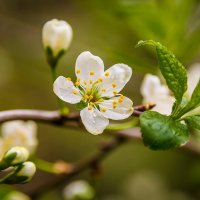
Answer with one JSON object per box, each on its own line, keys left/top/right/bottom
{"left": 140, "top": 111, "right": 189, "bottom": 150}
{"left": 136, "top": 40, "right": 187, "bottom": 111}
{"left": 185, "top": 115, "right": 200, "bottom": 130}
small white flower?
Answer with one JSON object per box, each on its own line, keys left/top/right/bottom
{"left": 63, "top": 180, "right": 95, "bottom": 200}
{"left": 1, "top": 120, "right": 38, "bottom": 155}
{"left": 141, "top": 63, "right": 200, "bottom": 115}
{"left": 42, "top": 19, "right": 73, "bottom": 56}
{"left": 54, "top": 51, "right": 133, "bottom": 135}
{"left": 140, "top": 74, "right": 175, "bottom": 115}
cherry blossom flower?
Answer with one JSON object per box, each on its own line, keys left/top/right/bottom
{"left": 54, "top": 51, "right": 133, "bottom": 135}
{"left": 141, "top": 64, "right": 200, "bottom": 115}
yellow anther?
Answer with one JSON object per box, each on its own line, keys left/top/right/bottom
{"left": 72, "top": 90, "right": 78, "bottom": 94}
{"left": 119, "top": 95, "right": 124, "bottom": 100}
{"left": 113, "top": 105, "right": 117, "bottom": 109}
{"left": 89, "top": 95, "right": 93, "bottom": 99}
{"left": 97, "top": 78, "right": 103, "bottom": 83}
{"left": 84, "top": 95, "right": 89, "bottom": 99}
{"left": 90, "top": 71, "right": 94, "bottom": 76}
{"left": 112, "top": 82, "right": 117, "bottom": 88}
{"left": 101, "top": 88, "right": 106, "bottom": 92}
{"left": 88, "top": 106, "right": 93, "bottom": 110}
{"left": 89, "top": 79, "right": 93, "bottom": 84}
{"left": 76, "top": 69, "right": 81, "bottom": 74}
{"left": 77, "top": 78, "right": 80, "bottom": 82}
{"left": 105, "top": 71, "right": 110, "bottom": 77}
{"left": 113, "top": 100, "right": 117, "bottom": 105}
{"left": 75, "top": 81, "right": 80, "bottom": 86}
{"left": 113, "top": 90, "right": 117, "bottom": 95}
{"left": 89, "top": 102, "right": 94, "bottom": 106}
{"left": 66, "top": 77, "right": 71, "bottom": 81}
{"left": 101, "top": 108, "right": 107, "bottom": 112}
{"left": 83, "top": 81, "right": 87, "bottom": 85}
{"left": 118, "top": 98, "right": 123, "bottom": 103}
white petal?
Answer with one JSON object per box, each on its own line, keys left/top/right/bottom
{"left": 80, "top": 107, "right": 109, "bottom": 135}
{"left": 150, "top": 97, "right": 174, "bottom": 115}
{"left": 53, "top": 76, "right": 82, "bottom": 104}
{"left": 187, "top": 63, "right": 200, "bottom": 96}
{"left": 98, "top": 64, "right": 132, "bottom": 97}
{"left": 75, "top": 51, "right": 104, "bottom": 87}
{"left": 99, "top": 96, "right": 133, "bottom": 120}
{"left": 141, "top": 74, "right": 169, "bottom": 100}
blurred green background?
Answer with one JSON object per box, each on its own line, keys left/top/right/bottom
{"left": 0, "top": 0, "right": 200, "bottom": 199}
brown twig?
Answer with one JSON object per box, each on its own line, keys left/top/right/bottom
{"left": 1, "top": 104, "right": 200, "bottom": 198}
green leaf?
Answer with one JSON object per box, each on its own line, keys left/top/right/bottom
{"left": 136, "top": 40, "right": 187, "bottom": 110}
{"left": 185, "top": 115, "right": 200, "bottom": 130}
{"left": 140, "top": 111, "right": 189, "bottom": 150}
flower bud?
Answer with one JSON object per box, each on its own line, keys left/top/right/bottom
{"left": 0, "top": 147, "right": 29, "bottom": 170}
{"left": 2, "top": 161, "right": 36, "bottom": 184}
{"left": 42, "top": 19, "right": 73, "bottom": 63}
{"left": 63, "top": 180, "right": 95, "bottom": 200}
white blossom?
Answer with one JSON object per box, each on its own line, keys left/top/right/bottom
{"left": 5, "top": 191, "right": 31, "bottom": 200}
{"left": 42, "top": 19, "right": 73, "bottom": 56}
{"left": 54, "top": 51, "right": 133, "bottom": 135}
{"left": 141, "top": 64, "right": 200, "bottom": 115}
{"left": 1, "top": 120, "right": 38, "bottom": 155}
{"left": 140, "top": 74, "right": 175, "bottom": 115}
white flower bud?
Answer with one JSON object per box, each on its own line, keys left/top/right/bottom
{"left": 3, "top": 146, "right": 29, "bottom": 165}
{"left": 42, "top": 19, "right": 73, "bottom": 57}
{"left": 17, "top": 161, "right": 36, "bottom": 182}
{"left": 63, "top": 180, "right": 95, "bottom": 200}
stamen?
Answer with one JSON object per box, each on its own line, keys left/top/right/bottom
{"left": 66, "top": 77, "right": 71, "bottom": 81}
{"left": 83, "top": 81, "right": 87, "bottom": 85}
{"left": 90, "top": 71, "right": 94, "bottom": 76}
{"left": 75, "top": 81, "right": 80, "bottom": 86}
{"left": 72, "top": 90, "right": 78, "bottom": 94}
{"left": 113, "top": 100, "right": 117, "bottom": 105}
{"left": 97, "top": 78, "right": 103, "bottom": 83}
{"left": 77, "top": 78, "right": 80, "bottom": 82}
{"left": 76, "top": 69, "right": 81, "bottom": 74}
{"left": 84, "top": 95, "right": 89, "bottom": 99}
{"left": 101, "top": 88, "right": 106, "bottom": 92}
{"left": 113, "top": 105, "right": 117, "bottom": 109}
{"left": 112, "top": 82, "right": 117, "bottom": 88}
{"left": 105, "top": 71, "right": 110, "bottom": 77}
{"left": 89, "top": 95, "right": 93, "bottom": 99}
{"left": 101, "top": 107, "right": 107, "bottom": 112}
{"left": 113, "top": 90, "right": 117, "bottom": 95}
{"left": 89, "top": 79, "right": 93, "bottom": 84}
